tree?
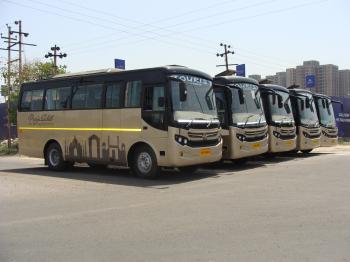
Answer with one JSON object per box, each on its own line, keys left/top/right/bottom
{"left": 0, "top": 61, "right": 67, "bottom": 124}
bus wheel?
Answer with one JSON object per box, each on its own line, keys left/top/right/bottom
{"left": 178, "top": 166, "right": 198, "bottom": 174}
{"left": 132, "top": 145, "right": 159, "bottom": 179}
{"left": 301, "top": 149, "right": 313, "bottom": 154}
{"left": 45, "top": 143, "right": 69, "bottom": 171}
{"left": 232, "top": 158, "right": 247, "bottom": 165}
{"left": 87, "top": 162, "right": 107, "bottom": 169}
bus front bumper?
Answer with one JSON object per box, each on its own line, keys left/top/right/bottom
{"left": 168, "top": 140, "right": 223, "bottom": 167}
{"left": 320, "top": 135, "right": 338, "bottom": 147}
{"left": 229, "top": 137, "right": 269, "bottom": 159}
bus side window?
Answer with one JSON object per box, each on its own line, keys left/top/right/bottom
{"left": 72, "top": 84, "right": 103, "bottom": 109}
{"left": 21, "top": 90, "right": 32, "bottom": 111}
{"left": 20, "top": 89, "right": 44, "bottom": 111}
{"left": 125, "top": 80, "right": 141, "bottom": 108}
{"left": 45, "top": 86, "right": 71, "bottom": 110}
{"left": 143, "top": 85, "right": 165, "bottom": 129}
{"left": 106, "top": 82, "right": 124, "bottom": 108}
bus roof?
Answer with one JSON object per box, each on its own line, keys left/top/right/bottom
{"left": 288, "top": 88, "right": 313, "bottom": 95}
{"left": 313, "top": 93, "right": 330, "bottom": 99}
{"left": 21, "top": 65, "right": 212, "bottom": 87}
{"left": 261, "top": 84, "right": 289, "bottom": 93}
{"left": 213, "top": 75, "right": 259, "bottom": 86}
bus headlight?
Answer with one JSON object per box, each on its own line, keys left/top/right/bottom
{"left": 273, "top": 131, "right": 281, "bottom": 138}
{"left": 236, "top": 134, "right": 246, "bottom": 142}
{"left": 175, "top": 135, "right": 189, "bottom": 146}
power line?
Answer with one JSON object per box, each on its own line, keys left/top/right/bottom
{"left": 216, "top": 43, "right": 236, "bottom": 71}
{"left": 9, "top": 20, "right": 37, "bottom": 84}
{"left": 45, "top": 45, "right": 67, "bottom": 74}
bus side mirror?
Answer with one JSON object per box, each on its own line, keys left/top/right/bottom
{"left": 325, "top": 100, "right": 330, "bottom": 108}
{"left": 300, "top": 100, "right": 305, "bottom": 110}
{"left": 278, "top": 95, "right": 283, "bottom": 108}
{"left": 272, "top": 94, "right": 276, "bottom": 105}
{"left": 179, "top": 82, "right": 187, "bottom": 102}
{"left": 158, "top": 97, "right": 165, "bottom": 107}
{"left": 284, "top": 103, "right": 291, "bottom": 114}
{"left": 322, "top": 99, "right": 326, "bottom": 108}
{"left": 306, "top": 97, "right": 310, "bottom": 108}
{"left": 238, "top": 89, "right": 245, "bottom": 104}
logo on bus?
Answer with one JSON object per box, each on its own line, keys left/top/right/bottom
{"left": 28, "top": 113, "right": 54, "bottom": 124}
{"left": 171, "top": 75, "right": 211, "bottom": 86}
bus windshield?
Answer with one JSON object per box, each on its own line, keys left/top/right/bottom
{"left": 316, "top": 98, "right": 336, "bottom": 127}
{"left": 231, "top": 83, "right": 265, "bottom": 127}
{"left": 268, "top": 91, "right": 294, "bottom": 125}
{"left": 170, "top": 75, "right": 217, "bottom": 122}
{"left": 297, "top": 93, "right": 319, "bottom": 126}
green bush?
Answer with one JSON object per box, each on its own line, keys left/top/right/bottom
{"left": 0, "top": 139, "right": 19, "bottom": 155}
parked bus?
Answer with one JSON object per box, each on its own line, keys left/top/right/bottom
{"left": 313, "top": 93, "right": 340, "bottom": 146}
{"left": 289, "top": 88, "right": 321, "bottom": 153}
{"left": 17, "top": 66, "right": 222, "bottom": 178}
{"left": 260, "top": 84, "right": 296, "bottom": 153}
{"left": 213, "top": 76, "right": 268, "bottom": 162}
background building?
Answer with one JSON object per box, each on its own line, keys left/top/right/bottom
{"left": 253, "top": 60, "right": 349, "bottom": 97}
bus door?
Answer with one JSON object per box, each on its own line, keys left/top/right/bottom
{"left": 141, "top": 84, "right": 168, "bottom": 140}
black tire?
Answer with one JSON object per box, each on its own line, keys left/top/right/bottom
{"left": 87, "top": 162, "right": 108, "bottom": 169}
{"left": 45, "top": 142, "right": 70, "bottom": 171}
{"left": 232, "top": 158, "right": 248, "bottom": 165}
{"left": 178, "top": 166, "right": 198, "bottom": 174}
{"left": 301, "top": 149, "right": 313, "bottom": 154}
{"left": 131, "top": 145, "right": 159, "bottom": 179}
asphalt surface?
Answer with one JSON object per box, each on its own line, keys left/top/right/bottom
{"left": 1, "top": 146, "right": 350, "bottom": 262}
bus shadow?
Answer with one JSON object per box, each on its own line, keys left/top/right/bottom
{"left": 1, "top": 165, "right": 222, "bottom": 189}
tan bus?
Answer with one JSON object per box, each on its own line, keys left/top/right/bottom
{"left": 313, "top": 93, "right": 341, "bottom": 147}
{"left": 213, "top": 76, "right": 268, "bottom": 162}
{"left": 289, "top": 88, "right": 321, "bottom": 153}
{"left": 17, "top": 66, "right": 222, "bottom": 178}
{"left": 260, "top": 84, "right": 297, "bottom": 153}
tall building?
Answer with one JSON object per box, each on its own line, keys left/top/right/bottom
{"left": 339, "top": 70, "right": 350, "bottom": 97}
{"left": 248, "top": 74, "right": 261, "bottom": 81}
{"left": 275, "top": 72, "right": 287, "bottom": 87}
{"left": 266, "top": 75, "right": 277, "bottom": 84}
{"left": 252, "top": 60, "right": 350, "bottom": 97}
{"left": 317, "top": 64, "right": 339, "bottom": 96}
{"left": 286, "top": 68, "right": 296, "bottom": 87}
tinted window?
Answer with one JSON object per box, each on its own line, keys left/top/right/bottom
{"left": 125, "top": 80, "right": 141, "bottom": 107}
{"left": 20, "top": 89, "right": 44, "bottom": 111}
{"left": 45, "top": 86, "right": 71, "bottom": 110}
{"left": 106, "top": 82, "right": 124, "bottom": 108}
{"left": 143, "top": 85, "right": 166, "bottom": 129}
{"left": 72, "top": 84, "right": 103, "bottom": 109}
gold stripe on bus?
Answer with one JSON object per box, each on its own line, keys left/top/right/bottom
{"left": 18, "top": 127, "right": 142, "bottom": 132}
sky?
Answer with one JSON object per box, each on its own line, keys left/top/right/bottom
{"left": 0, "top": 0, "right": 350, "bottom": 102}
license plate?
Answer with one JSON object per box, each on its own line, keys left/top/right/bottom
{"left": 312, "top": 139, "right": 319, "bottom": 145}
{"left": 286, "top": 140, "right": 293, "bottom": 146}
{"left": 251, "top": 142, "right": 261, "bottom": 149}
{"left": 200, "top": 148, "right": 212, "bottom": 157}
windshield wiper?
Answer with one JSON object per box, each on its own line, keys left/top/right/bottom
{"left": 243, "top": 114, "right": 256, "bottom": 128}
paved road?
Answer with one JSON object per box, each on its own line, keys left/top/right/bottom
{"left": 1, "top": 146, "right": 350, "bottom": 262}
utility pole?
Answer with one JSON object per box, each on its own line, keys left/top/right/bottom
{"left": 216, "top": 43, "right": 236, "bottom": 71}
{"left": 0, "top": 25, "right": 19, "bottom": 148}
{"left": 45, "top": 45, "right": 67, "bottom": 74}
{"left": 10, "top": 20, "right": 36, "bottom": 84}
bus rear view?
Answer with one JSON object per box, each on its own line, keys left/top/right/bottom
{"left": 289, "top": 88, "right": 321, "bottom": 153}
{"left": 260, "top": 84, "right": 296, "bottom": 153}
{"left": 213, "top": 76, "right": 268, "bottom": 161}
